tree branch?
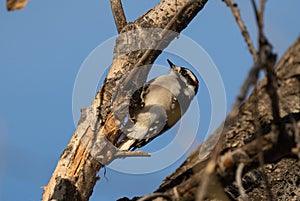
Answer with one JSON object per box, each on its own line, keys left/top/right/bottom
{"left": 236, "top": 163, "right": 247, "bottom": 201}
{"left": 110, "top": 0, "right": 127, "bottom": 33}
{"left": 224, "top": 0, "right": 259, "bottom": 119}
{"left": 134, "top": 35, "right": 300, "bottom": 201}
{"left": 223, "top": 0, "right": 257, "bottom": 61}
{"left": 42, "top": 0, "right": 208, "bottom": 200}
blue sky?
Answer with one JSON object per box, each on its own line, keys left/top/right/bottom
{"left": 0, "top": 1, "right": 299, "bottom": 201}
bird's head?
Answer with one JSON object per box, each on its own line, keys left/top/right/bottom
{"left": 167, "top": 59, "right": 199, "bottom": 95}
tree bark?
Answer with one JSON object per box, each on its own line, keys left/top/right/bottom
{"left": 42, "top": 0, "right": 208, "bottom": 200}
{"left": 129, "top": 36, "right": 300, "bottom": 201}
{"left": 41, "top": 0, "right": 300, "bottom": 200}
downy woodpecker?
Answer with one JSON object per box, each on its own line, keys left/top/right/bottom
{"left": 118, "top": 59, "right": 199, "bottom": 150}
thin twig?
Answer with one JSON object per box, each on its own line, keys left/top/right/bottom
{"left": 223, "top": 0, "right": 260, "bottom": 119}
{"left": 200, "top": 3, "right": 259, "bottom": 201}
{"left": 223, "top": 0, "right": 257, "bottom": 61}
{"left": 250, "top": 0, "right": 264, "bottom": 45}
{"left": 236, "top": 163, "right": 248, "bottom": 201}
{"left": 110, "top": 0, "right": 127, "bottom": 33}
{"left": 200, "top": 20, "right": 259, "bottom": 200}
{"left": 259, "top": 0, "right": 266, "bottom": 27}
{"left": 251, "top": 0, "right": 282, "bottom": 142}
{"left": 259, "top": 0, "right": 266, "bottom": 45}
{"left": 200, "top": 1, "right": 279, "bottom": 200}
{"left": 228, "top": 62, "right": 260, "bottom": 119}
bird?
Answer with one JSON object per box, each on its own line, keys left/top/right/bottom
{"left": 118, "top": 59, "right": 199, "bottom": 151}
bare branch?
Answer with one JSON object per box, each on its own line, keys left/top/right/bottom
{"left": 110, "top": 0, "right": 127, "bottom": 33}
{"left": 251, "top": 0, "right": 283, "bottom": 141}
{"left": 230, "top": 2, "right": 280, "bottom": 200}
{"left": 223, "top": 0, "right": 257, "bottom": 61}
{"left": 251, "top": 0, "right": 262, "bottom": 42}
{"left": 224, "top": 0, "right": 261, "bottom": 119}
{"left": 42, "top": 1, "right": 208, "bottom": 200}
{"left": 228, "top": 62, "right": 260, "bottom": 119}
{"left": 142, "top": 36, "right": 300, "bottom": 201}
{"left": 259, "top": 0, "right": 266, "bottom": 30}
{"left": 200, "top": 23, "right": 265, "bottom": 201}
{"left": 251, "top": 0, "right": 266, "bottom": 46}
{"left": 236, "top": 163, "right": 248, "bottom": 201}
{"left": 197, "top": 55, "right": 261, "bottom": 200}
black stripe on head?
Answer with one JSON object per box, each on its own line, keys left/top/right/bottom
{"left": 180, "top": 68, "right": 199, "bottom": 94}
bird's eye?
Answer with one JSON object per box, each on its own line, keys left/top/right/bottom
{"left": 181, "top": 70, "right": 187, "bottom": 76}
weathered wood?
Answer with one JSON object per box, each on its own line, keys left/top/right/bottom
{"left": 110, "top": 0, "right": 127, "bottom": 33}
{"left": 131, "top": 36, "right": 300, "bottom": 201}
{"left": 42, "top": 1, "right": 208, "bottom": 200}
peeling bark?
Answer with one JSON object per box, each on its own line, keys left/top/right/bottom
{"left": 42, "top": 1, "right": 208, "bottom": 200}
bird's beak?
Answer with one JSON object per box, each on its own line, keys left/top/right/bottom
{"left": 167, "top": 59, "right": 176, "bottom": 69}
